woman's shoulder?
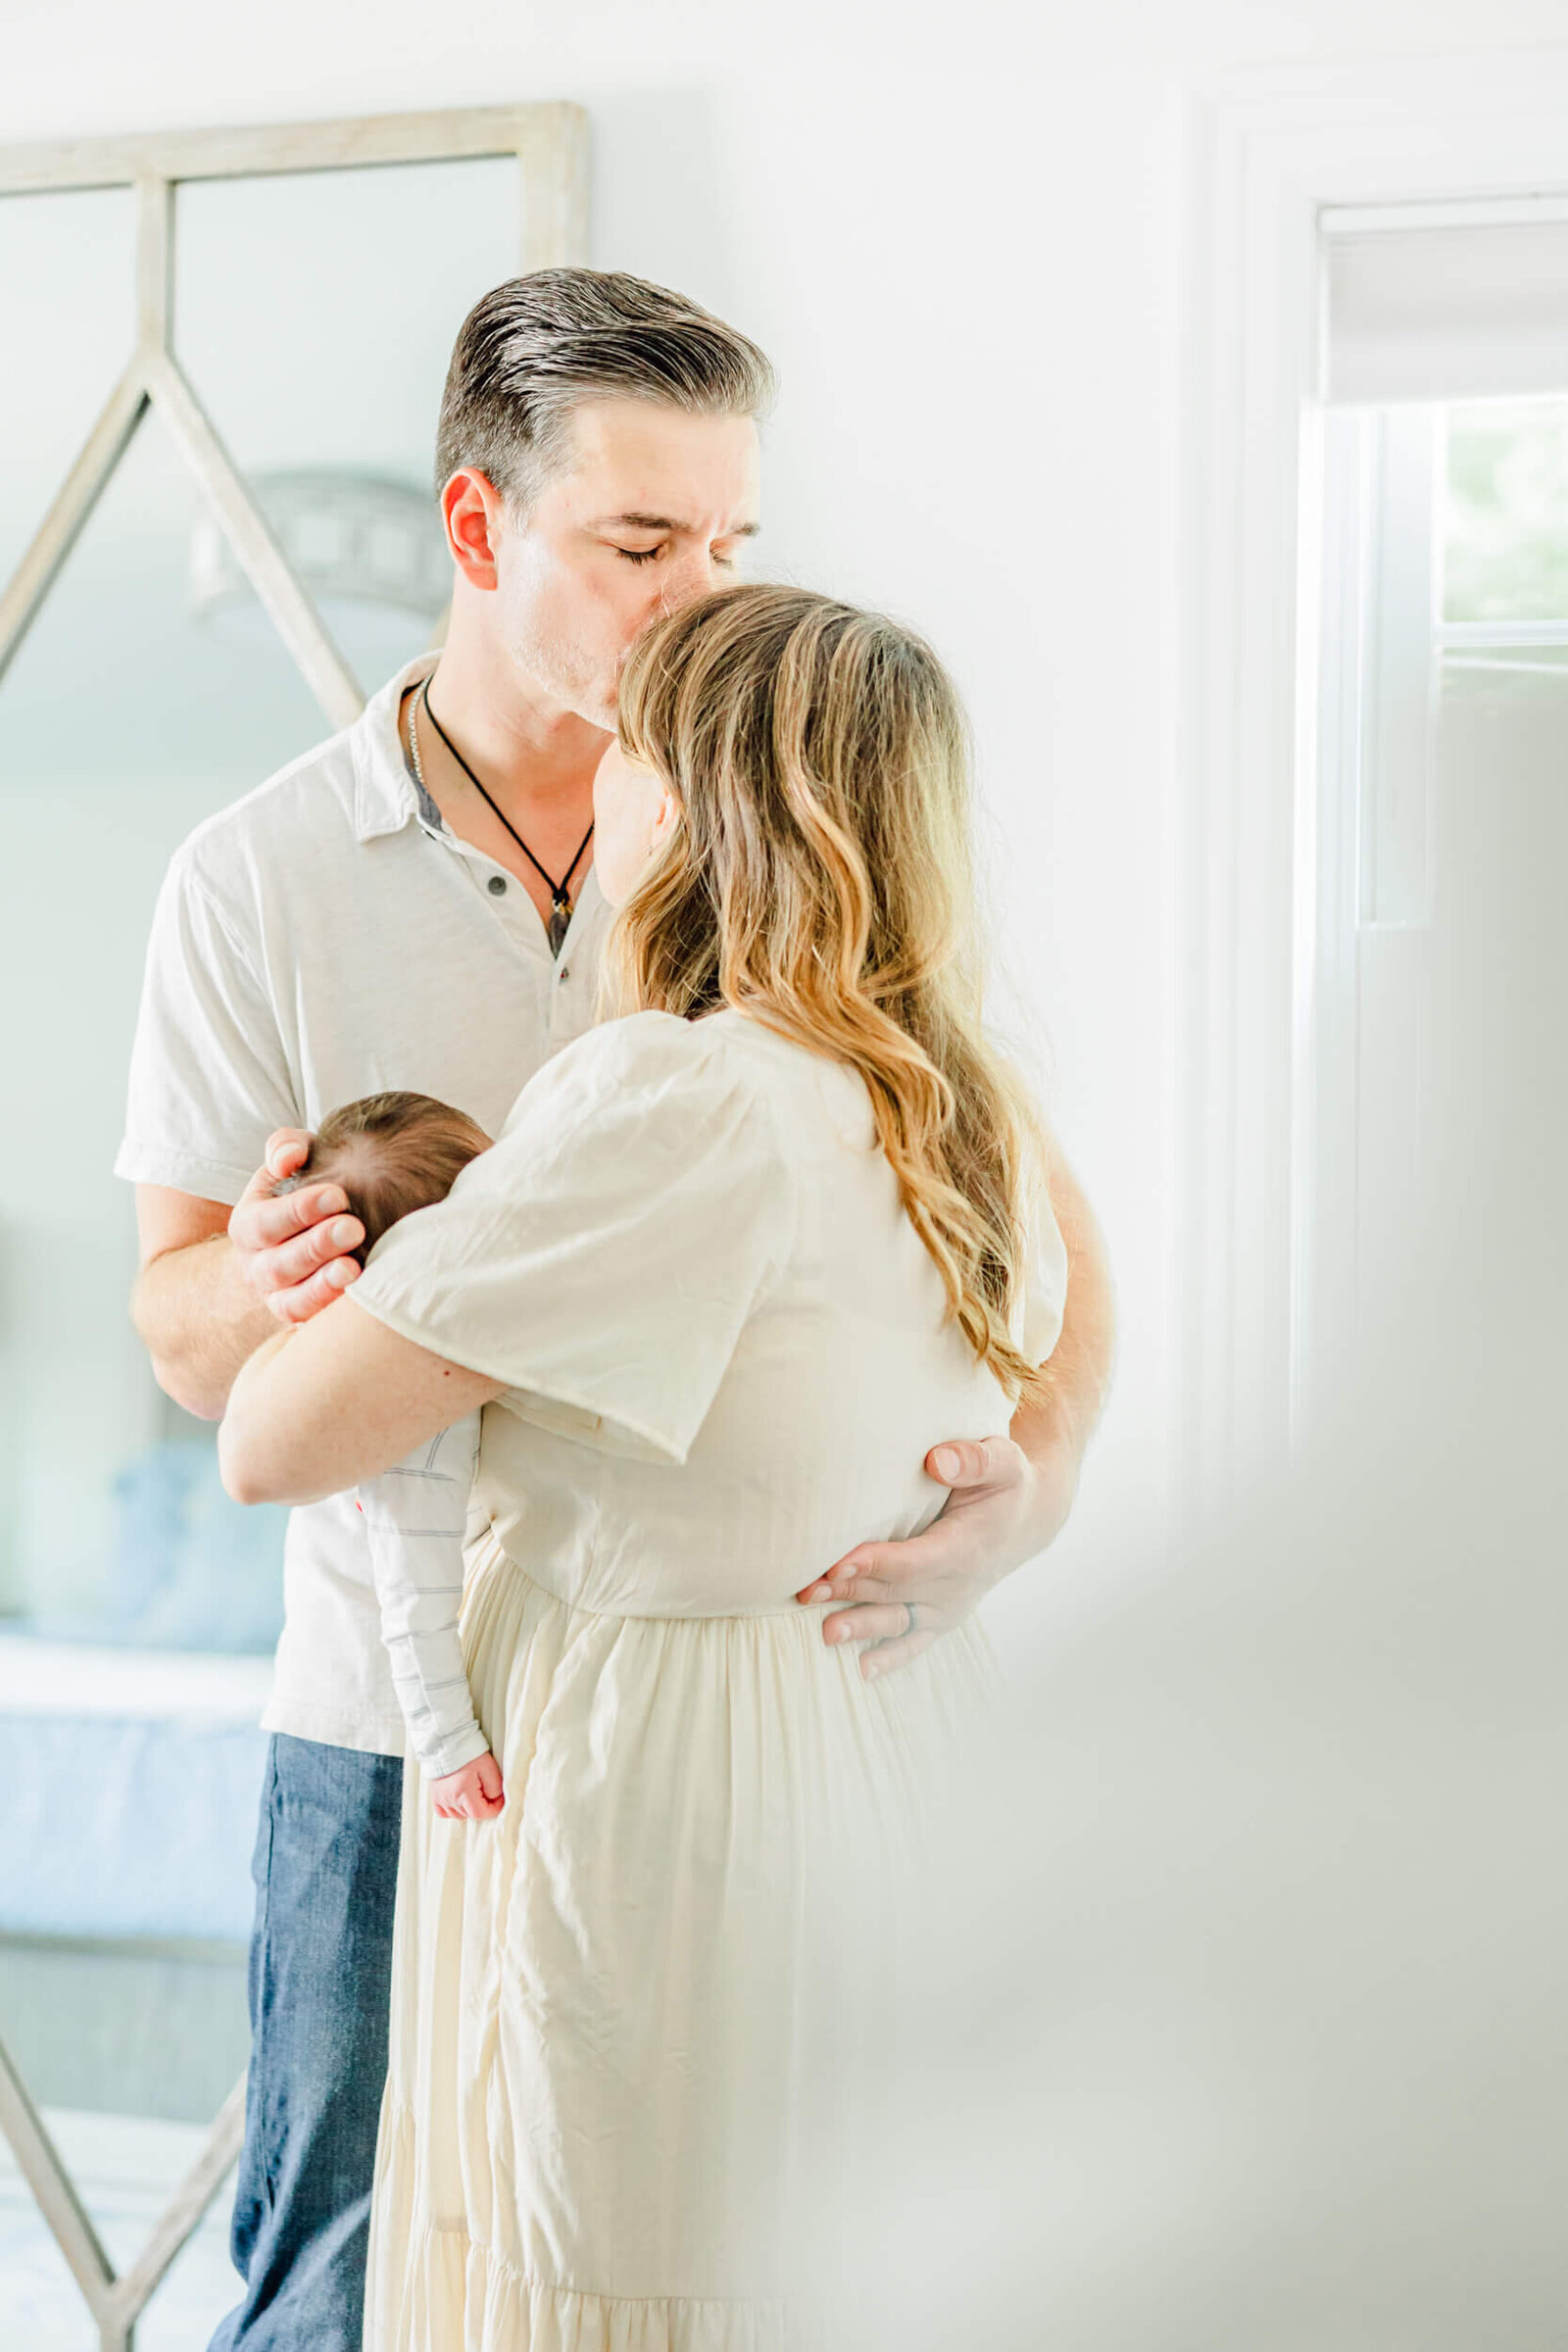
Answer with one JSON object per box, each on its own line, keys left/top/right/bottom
{"left": 498, "top": 1009, "right": 778, "bottom": 1144}
{"left": 585, "top": 1010, "right": 872, "bottom": 1131}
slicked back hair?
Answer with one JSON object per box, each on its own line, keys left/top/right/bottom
{"left": 434, "top": 268, "right": 775, "bottom": 509}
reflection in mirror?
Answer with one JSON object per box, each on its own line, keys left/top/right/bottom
{"left": 0, "top": 405, "right": 304, "bottom": 2345}
{"left": 0, "top": 187, "right": 136, "bottom": 589}
{"left": 174, "top": 158, "right": 520, "bottom": 681}
{"left": 0, "top": 415, "right": 318, "bottom": 1646}
{"left": 0, "top": 137, "right": 531, "bottom": 2343}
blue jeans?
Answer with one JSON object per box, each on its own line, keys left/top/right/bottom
{"left": 209, "top": 1735, "right": 404, "bottom": 2352}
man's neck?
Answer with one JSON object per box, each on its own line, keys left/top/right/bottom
{"left": 399, "top": 634, "right": 609, "bottom": 932}
{"left": 416, "top": 634, "right": 608, "bottom": 827}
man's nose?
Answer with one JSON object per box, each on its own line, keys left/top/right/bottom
{"left": 658, "top": 546, "right": 722, "bottom": 613}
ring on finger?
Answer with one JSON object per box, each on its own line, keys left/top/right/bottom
{"left": 904, "top": 1600, "right": 918, "bottom": 1636}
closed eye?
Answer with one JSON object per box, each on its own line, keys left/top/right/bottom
{"left": 614, "top": 544, "right": 744, "bottom": 569}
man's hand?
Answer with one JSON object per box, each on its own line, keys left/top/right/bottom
{"left": 229, "top": 1129, "right": 366, "bottom": 1325}
{"left": 795, "top": 1430, "right": 1080, "bottom": 1683}
{"left": 429, "top": 1750, "right": 505, "bottom": 1821}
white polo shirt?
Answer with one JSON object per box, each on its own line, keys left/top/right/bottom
{"left": 116, "top": 657, "right": 612, "bottom": 1756}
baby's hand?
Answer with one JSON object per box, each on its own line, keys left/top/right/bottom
{"left": 430, "top": 1750, "right": 505, "bottom": 1821}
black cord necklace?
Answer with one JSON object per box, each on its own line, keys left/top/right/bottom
{"left": 417, "top": 677, "right": 593, "bottom": 957}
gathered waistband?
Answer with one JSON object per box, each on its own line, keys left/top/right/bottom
{"left": 467, "top": 1525, "right": 833, "bottom": 1629}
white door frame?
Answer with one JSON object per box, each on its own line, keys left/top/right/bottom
{"left": 1176, "top": 46, "right": 1568, "bottom": 1531}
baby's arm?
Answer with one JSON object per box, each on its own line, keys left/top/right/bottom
{"left": 359, "top": 1409, "right": 504, "bottom": 1821}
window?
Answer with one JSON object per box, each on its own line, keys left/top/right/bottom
{"left": 1300, "top": 203, "right": 1568, "bottom": 1412}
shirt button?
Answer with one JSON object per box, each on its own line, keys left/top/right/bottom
{"left": 487, "top": 874, "right": 507, "bottom": 896}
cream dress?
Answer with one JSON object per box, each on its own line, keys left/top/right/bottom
{"left": 350, "top": 1009, "right": 1067, "bottom": 2352}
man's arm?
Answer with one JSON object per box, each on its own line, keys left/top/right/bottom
{"left": 119, "top": 846, "right": 373, "bottom": 1416}
{"left": 132, "top": 1134, "right": 367, "bottom": 1420}
{"left": 796, "top": 1141, "right": 1115, "bottom": 1678}
{"left": 1007, "top": 1143, "right": 1117, "bottom": 1507}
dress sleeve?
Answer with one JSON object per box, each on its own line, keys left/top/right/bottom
{"left": 348, "top": 1014, "right": 794, "bottom": 1467}
{"left": 114, "top": 849, "right": 299, "bottom": 1204}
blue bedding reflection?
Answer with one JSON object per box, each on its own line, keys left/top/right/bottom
{"left": 31, "top": 1439, "right": 286, "bottom": 1655}
{"left": 0, "top": 1637, "right": 271, "bottom": 1941}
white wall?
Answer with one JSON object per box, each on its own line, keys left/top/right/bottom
{"left": 5, "top": 0, "right": 1565, "bottom": 1628}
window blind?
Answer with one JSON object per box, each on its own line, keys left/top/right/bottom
{"left": 1323, "top": 213, "right": 1568, "bottom": 404}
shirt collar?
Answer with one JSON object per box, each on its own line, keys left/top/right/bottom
{"left": 348, "top": 657, "right": 611, "bottom": 950}
{"left": 351, "top": 653, "right": 442, "bottom": 844}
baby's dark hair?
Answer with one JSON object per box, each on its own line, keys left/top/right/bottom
{"left": 279, "top": 1092, "right": 492, "bottom": 1265}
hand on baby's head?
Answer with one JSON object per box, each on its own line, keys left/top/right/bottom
{"left": 430, "top": 1750, "right": 505, "bottom": 1821}
{"left": 276, "top": 1090, "right": 492, "bottom": 1263}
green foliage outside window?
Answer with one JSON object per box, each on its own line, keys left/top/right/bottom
{"left": 1444, "top": 398, "right": 1568, "bottom": 625}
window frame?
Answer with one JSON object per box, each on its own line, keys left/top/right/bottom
{"left": 1179, "top": 53, "right": 1568, "bottom": 1524}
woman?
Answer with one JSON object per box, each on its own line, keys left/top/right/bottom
{"left": 220, "top": 584, "right": 1067, "bottom": 2348}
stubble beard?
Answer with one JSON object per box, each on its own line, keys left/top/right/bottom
{"left": 506, "top": 618, "right": 618, "bottom": 734}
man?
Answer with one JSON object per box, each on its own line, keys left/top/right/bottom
{"left": 120, "top": 270, "right": 1113, "bottom": 2350}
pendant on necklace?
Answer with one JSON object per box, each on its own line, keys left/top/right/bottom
{"left": 548, "top": 899, "right": 571, "bottom": 957}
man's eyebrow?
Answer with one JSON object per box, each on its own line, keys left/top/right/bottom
{"left": 591, "top": 512, "right": 762, "bottom": 538}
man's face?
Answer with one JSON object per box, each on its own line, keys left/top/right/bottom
{"left": 490, "top": 398, "right": 761, "bottom": 730}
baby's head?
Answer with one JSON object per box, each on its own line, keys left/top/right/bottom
{"left": 279, "top": 1092, "right": 492, "bottom": 1266}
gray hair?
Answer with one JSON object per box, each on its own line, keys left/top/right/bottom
{"left": 434, "top": 268, "right": 776, "bottom": 507}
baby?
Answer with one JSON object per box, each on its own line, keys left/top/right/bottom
{"left": 279, "top": 1092, "right": 504, "bottom": 1822}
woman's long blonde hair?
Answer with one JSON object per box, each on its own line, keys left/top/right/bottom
{"left": 610, "top": 583, "right": 1046, "bottom": 1397}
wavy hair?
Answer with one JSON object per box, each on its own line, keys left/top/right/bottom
{"left": 610, "top": 583, "right": 1047, "bottom": 1396}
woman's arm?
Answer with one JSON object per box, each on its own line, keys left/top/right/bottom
{"left": 219, "top": 1296, "right": 503, "bottom": 1506}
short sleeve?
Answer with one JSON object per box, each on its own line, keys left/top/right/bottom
{"left": 1017, "top": 1186, "right": 1070, "bottom": 1366}
{"left": 348, "top": 1014, "right": 794, "bottom": 1466}
{"left": 115, "top": 851, "right": 299, "bottom": 1204}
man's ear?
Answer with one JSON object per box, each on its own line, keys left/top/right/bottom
{"left": 440, "top": 468, "right": 507, "bottom": 592}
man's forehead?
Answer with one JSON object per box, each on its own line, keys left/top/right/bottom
{"left": 561, "top": 399, "right": 760, "bottom": 526}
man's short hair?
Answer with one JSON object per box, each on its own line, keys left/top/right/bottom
{"left": 434, "top": 268, "right": 776, "bottom": 508}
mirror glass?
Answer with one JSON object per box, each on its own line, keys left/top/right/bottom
{"left": 0, "top": 412, "right": 317, "bottom": 1643}
{"left": 0, "top": 186, "right": 135, "bottom": 588}
{"left": 174, "top": 157, "right": 520, "bottom": 686}
{"left": 0, "top": 141, "right": 527, "bottom": 2342}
